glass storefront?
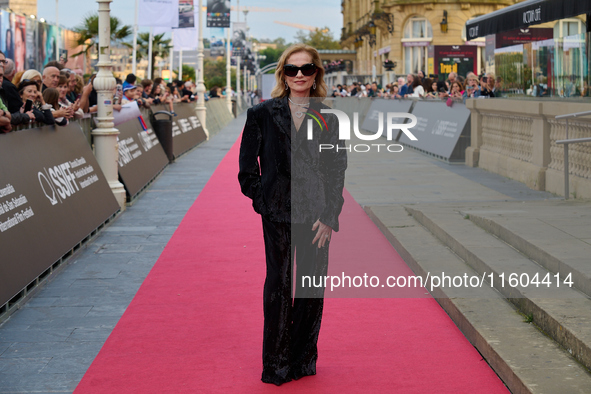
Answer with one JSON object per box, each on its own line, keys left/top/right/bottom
{"left": 493, "top": 30, "right": 590, "bottom": 98}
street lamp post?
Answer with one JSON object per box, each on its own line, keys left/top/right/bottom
{"left": 236, "top": 56, "right": 241, "bottom": 98}
{"left": 225, "top": 26, "right": 232, "bottom": 114}
{"left": 132, "top": 0, "right": 138, "bottom": 74}
{"left": 147, "top": 27, "right": 153, "bottom": 79}
{"left": 196, "top": 0, "right": 208, "bottom": 137}
{"left": 93, "top": 0, "right": 126, "bottom": 209}
{"left": 56, "top": 0, "right": 60, "bottom": 60}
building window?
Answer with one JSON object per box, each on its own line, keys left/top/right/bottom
{"left": 402, "top": 17, "right": 433, "bottom": 74}
{"left": 554, "top": 19, "right": 586, "bottom": 38}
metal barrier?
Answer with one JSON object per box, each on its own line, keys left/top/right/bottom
{"left": 555, "top": 110, "right": 591, "bottom": 199}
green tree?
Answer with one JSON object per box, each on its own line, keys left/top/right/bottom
{"left": 259, "top": 47, "right": 284, "bottom": 68}
{"left": 181, "top": 64, "right": 196, "bottom": 82}
{"left": 72, "top": 13, "right": 132, "bottom": 74}
{"left": 294, "top": 27, "right": 340, "bottom": 50}
{"left": 137, "top": 33, "right": 172, "bottom": 80}
{"left": 203, "top": 58, "right": 237, "bottom": 91}
{"left": 258, "top": 38, "right": 290, "bottom": 69}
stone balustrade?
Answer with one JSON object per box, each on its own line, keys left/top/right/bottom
{"left": 466, "top": 99, "right": 591, "bottom": 198}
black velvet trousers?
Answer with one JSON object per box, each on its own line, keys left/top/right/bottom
{"left": 260, "top": 216, "right": 329, "bottom": 385}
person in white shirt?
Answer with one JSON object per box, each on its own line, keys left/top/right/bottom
{"left": 410, "top": 78, "right": 424, "bottom": 98}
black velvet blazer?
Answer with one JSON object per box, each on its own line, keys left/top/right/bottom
{"left": 238, "top": 96, "right": 347, "bottom": 231}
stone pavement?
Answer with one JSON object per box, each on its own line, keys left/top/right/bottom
{"left": 0, "top": 113, "right": 246, "bottom": 394}
{"left": 1, "top": 113, "right": 590, "bottom": 393}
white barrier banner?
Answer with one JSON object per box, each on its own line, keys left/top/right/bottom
{"left": 113, "top": 101, "right": 142, "bottom": 127}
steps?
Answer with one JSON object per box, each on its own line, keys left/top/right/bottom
{"left": 367, "top": 204, "right": 591, "bottom": 394}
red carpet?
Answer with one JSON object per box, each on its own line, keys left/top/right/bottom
{"left": 74, "top": 137, "right": 508, "bottom": 393}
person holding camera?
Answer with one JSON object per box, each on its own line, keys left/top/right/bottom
{"left": 476, "top": 74, "right": 495, "bottom": 98}
{"left": 15, "top": 79, "right": 55, "bottom": 125}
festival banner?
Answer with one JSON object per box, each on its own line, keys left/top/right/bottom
{"left": 178, "top": 0, "right": 195, "bottom": 28}
{"left": 37, "top": 21, "right": 46, "bottom": 68}
{"left": 173, "top": 28, "right": 198, "bottom": 51}
{"left": 45, "top": 24, "right": 58, "bottom": 65}
{"left": 13, "top": 15, "right": 26, "bottom": 72}
{"left": 58, "top": 27, "right": 68, "bottom": 64}
{"left": 25, "top": 16, "right": 37, "bottom": 70}
{"left": 0, "top": 11, "right": 14, "bottom": 59}
{"left": 206, "top": 0, "right": 230, "bottom": 28}
{"left": 139, "top": 0, "right": 180, "bottom": 28}
{"left": 232, "top": 22, "right": 247, "bottom": 57}
{"left": 209, "top": 28, "right": 225, "bottom": 57}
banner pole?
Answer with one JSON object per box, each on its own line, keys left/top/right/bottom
{"left": 169, "top": 30, "right": 174, "bottom": 82}
{"left": 132, "top": 0, "right": 138, "bottom": 74}
{"left": 236, "top": 55, "right": 240, "bottom": 97}
{"left": 179, "top": 50, "right": 183, "bottom": 80}
{"left": 195, "top": 0, "right": 208, "bottom": 136}
{"left": 147, "top": 27, "right": 153, "bottom": 80}
{"left": 226, "top": 26, "right": 232, "bottom": 114}
{"left": 56, "top": 0, "right": 60, "bottom": 61}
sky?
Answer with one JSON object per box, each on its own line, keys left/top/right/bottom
{"left": 38, "top": 0, "right": 343, "bottom": 43}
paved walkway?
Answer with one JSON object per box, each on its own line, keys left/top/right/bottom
{"left": 0, "top": 113, "right": 582, "bottom": 394}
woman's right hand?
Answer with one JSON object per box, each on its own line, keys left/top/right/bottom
{"left": 36, "top": 91, "right": 46, "bottom": 105}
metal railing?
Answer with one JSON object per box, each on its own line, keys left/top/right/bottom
{"left": 555, "top": 110, "right": 591, "bottom": 199}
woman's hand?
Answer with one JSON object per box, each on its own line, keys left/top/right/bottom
{"left": 72, "top": 99, "right": 81, "bottom": 112}
{"left": 312, "top": 219, "right": 333, "bottom": 248}
{"left": 36, "top": 91, "right": 46, "bottom": 105}
{"left": 63, "top": 106, "right": 75, "bottom": 119}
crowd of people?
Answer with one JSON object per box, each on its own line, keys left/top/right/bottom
{"left": 0, "top": 49, "right": 200, "bottom": 133}
{"left": 330, "top": 70, "right": 503, "bottom": 102}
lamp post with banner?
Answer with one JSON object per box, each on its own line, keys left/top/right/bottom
{"left": 226, "top": 24, "right": 232, "bottom": 114}
{"left": 93, "top": 0, "right": 126, "bottom": 209}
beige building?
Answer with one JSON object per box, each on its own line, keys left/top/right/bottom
{"left": 0, "top": 0, "right": 36, "bottom": 17}
{"left": 341, "top": 0, "right": 518, "bottom": 78}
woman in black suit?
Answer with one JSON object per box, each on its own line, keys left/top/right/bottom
{"left": 238, "top": 44, "right": 347, "bottom": 386}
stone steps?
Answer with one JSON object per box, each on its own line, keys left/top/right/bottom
{"left": 367, "top": 205, "right": 591, "bottom": 394}
{"left": 465, "top": 212, "right": 591, "bottom": 299}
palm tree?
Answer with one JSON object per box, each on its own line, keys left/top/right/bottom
{"left": 137, "top": 32, "right": 172, "bottom": 80}
{"left": 71, "top": 13, "right": 132, "bottom": 74}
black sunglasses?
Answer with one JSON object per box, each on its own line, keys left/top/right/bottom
{"left": 283, "top": 63, "right": 317, "bottom": 77}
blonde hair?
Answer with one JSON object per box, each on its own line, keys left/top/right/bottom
{"left": 271, "top": 43, "right": 327, "bottom": 98}
{"left": 21, "top": 69, "right": 42, "bottom": 82}
{"left": 75, "top": 75, "right": 84, "bottom": 94}
{"left": 12, "top": 70, "right": 24, "bottom": 86}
